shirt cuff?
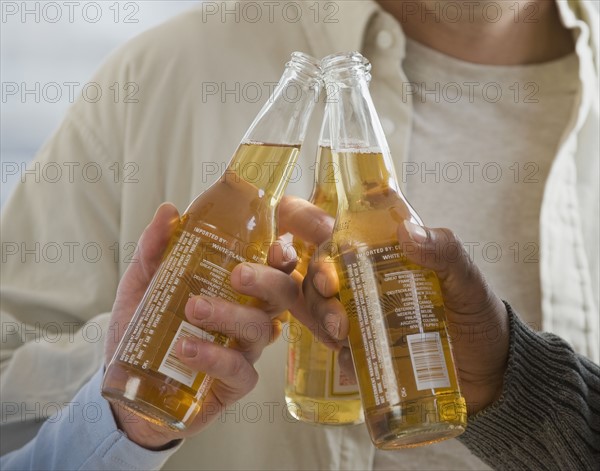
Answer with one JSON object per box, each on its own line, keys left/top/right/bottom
{"left": 77, "top": 367, "right": 182, "bottom": 470}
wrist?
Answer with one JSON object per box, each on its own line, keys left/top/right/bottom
{"left": 110, "top": 402, "right": 180, "bottom": 451}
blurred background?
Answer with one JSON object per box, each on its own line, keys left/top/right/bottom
{"left": 1, "top": 1, "right": 200, "bottom": 205}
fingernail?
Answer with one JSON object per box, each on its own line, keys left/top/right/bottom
{"left": 193, "top": 298, "right": 212, "bottom": 320}
{"left": 314, "top": 271, "right": 327, "bottom": 293}
{"left": 283, "top": 244, "right": 297, "bottom": 263}
{"left": 404, "top": 220, "right": 428, "bottom": 244}
{"left": 324, "top": 312, "right": 341, "bottom": 340}
{"left": 240, "top": 264, "right": 256, "bottom": 286}
{"left": 181, "top": 339, "right": 198, "bottom": 357}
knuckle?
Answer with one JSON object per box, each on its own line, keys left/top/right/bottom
{"left": 259, "top": 289, "right": 276, "bottom": 310}
{"left": 203, "top": 346, "right": 220, "bottom": 370}
{"left": 262, "top": 275, "right": 296, "bottom": 311}
{"left": 463, "top": 254, "right": 481, "bottom": 284}
{"left": 261, "top": 313, "right": 276, "bottom": 336}
{"left": 238, "top": 314, "right": 270, "bottom": 350}
{"left": 198, "top": 317, "right": 223, "bottom": 335}
{"left": 311, "top": 214, "right": 334, "bottom": 242}
{"left": 228, "top": 353, "right": 252, "bottom": 385}
{"left": 438, "top": 227, "right": 458, "bottom": 246}
{"left": 246, "top": 367, "right": 259, "bottom": 391}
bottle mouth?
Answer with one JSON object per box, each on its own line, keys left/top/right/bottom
{"left": 287, "top": 51, "right": 322, "bottom": 85}
{"left": 321, "top": 52, "right": 371, "bottom": 79}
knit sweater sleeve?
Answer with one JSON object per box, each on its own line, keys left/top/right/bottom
{"left": 458, "top": 302, "right": 600, "bottom": 470}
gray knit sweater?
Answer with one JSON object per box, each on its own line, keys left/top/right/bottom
{"left": 458, "top": 303, "right": 600, "bottom": 470}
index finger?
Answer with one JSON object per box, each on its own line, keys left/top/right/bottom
{"left": 278, "top": 195, "right": 334, "bottom": 246}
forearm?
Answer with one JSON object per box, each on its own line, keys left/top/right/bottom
{"left": 459, "top": 302, "right": 600, "bottom": 469}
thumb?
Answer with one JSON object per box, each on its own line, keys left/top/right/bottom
{"left": 106, "top": 203, "right": 180, "bottom": 363}
{"left": 118, "top": 203, "right": 180, "bottom": 297}
{"left": 397, "top": 220, "right": 494, "bottom": 316}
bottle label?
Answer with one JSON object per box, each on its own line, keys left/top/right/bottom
{"left": 287, "top": 318, "right": 359, "bottom": 400}
{"left": 158, "top": 320, "right": 215, "bottom": 387}
{"left": 338, "top": 242, "right": 455, "bottom": 410}
{"left": 328, "top": 350, "right": 359, "bottom": 397}
{"left": 116, "top": 222, "right": 253, "bottom": 391}
{"left": 406, "top": 332, "right": 450, "bottom": 391}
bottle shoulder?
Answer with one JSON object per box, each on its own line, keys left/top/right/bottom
{"left": 334, "top": 191, "right": 422, "bottom": 244}
{"left": 183, "top": 179, "right": 276, "bottom": 244}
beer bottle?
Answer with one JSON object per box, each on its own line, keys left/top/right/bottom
{"left": 102, "top": 52, "right": 321, "bottom": 431}
{"left": 322, "top": 52, "right": 467, "bottom": 448}
{"left": 285, "top": 107, "right": 363, "bottom": 426}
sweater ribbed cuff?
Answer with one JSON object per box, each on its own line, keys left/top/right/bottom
{"left": 457, "top": 302, "right": 600, "bottom": 470}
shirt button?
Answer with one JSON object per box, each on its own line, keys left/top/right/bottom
{"left": 381, "top": 117, "right": 395, "bottom": 134}
{"left": 376, "top": 30, "right": 394, "bottom": 49}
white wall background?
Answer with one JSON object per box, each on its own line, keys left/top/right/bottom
{"left": 1, "top": 0, "right": 200, "bottom": 205}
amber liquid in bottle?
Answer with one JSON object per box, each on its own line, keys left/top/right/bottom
{"left": 285, "top": 146, "right": 363, "bottom": 426}
{"left": 102, "top": 144, "right": 300, "bottom": 429}
{"left": 333, "top": 151, "right": 467, "bottom": 448}
{"left": 102, "top": 51, "right": 320, "bottom": 430}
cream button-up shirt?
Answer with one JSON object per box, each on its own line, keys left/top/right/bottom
{"left": 1, "top": 1, "right": 597, "bottom": 470}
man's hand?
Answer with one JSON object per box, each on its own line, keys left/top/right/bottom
{"left": 104, "top": 202, "right": 299, "bottom": 449}
{"left": 300, "top": 216, "right": 510, "bottom": 415}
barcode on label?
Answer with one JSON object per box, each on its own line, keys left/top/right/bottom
{"left": 407, "top": 332, "right": 451, "bottom": 390}
{"left": 158, "top": 321, "right": 215, "bottom": 387}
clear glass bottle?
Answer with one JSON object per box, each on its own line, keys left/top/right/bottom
{"left": 322, "top": 52, "right": 467, "bottom": 449}
{"left": 285, "top": 108, "right": 363, "bottom": 426}
{"left": 102, "top": 52, "right": 321, "bottom": 431}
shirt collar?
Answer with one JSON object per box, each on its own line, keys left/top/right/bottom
{"left": 300, "top": 1, "right": 597, "bottom": 70}
{"left": 557, "top": 0, "right": 599, "bottom": 71}
{"left": 555, "top": 0, "right": 598, "bottom": 133}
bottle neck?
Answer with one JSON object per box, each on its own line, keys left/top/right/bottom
{"left": 225, "top": 143, "right": 300, "bottom": 205}
{"left": 224, "top": 53, "right": 320, "bottom": 206}
{"left": 310, "top": 146, "right": 338, "bottom": 217}
{"left": 242, "top": 63, "right": 320, "bottom": 147}
{"left": 311, "top": 110, "right": 337, "bottom": 210}
{"left": 326, "top": 74, "right": 403, "bottom": 211}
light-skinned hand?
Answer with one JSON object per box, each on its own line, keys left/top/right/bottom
{"left": 104, "top": 196, "right": 326, "bottom": 449}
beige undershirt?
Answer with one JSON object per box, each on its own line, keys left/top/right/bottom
{"left": 402, "top": 38, "right": 580, "bottom": 328}
{"left": 373, "top": 39, "right": 579, "bottom": 470}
